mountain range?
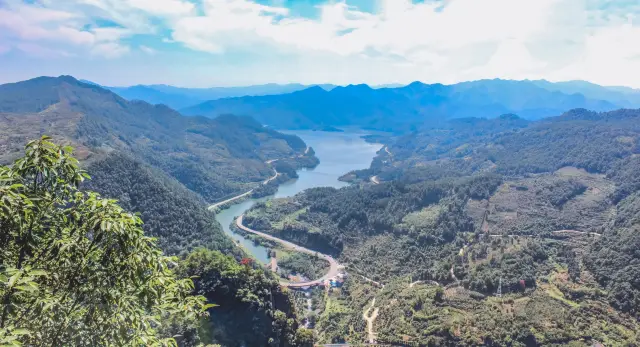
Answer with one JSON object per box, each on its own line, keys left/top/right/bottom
{"left": 179, "top": 79, "right": 640, "bottom": 131}
{"left": 78, "top": 80, "right": 339, "bottom": 109}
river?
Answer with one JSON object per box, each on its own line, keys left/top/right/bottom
{"left": 214, "top": 131, "right": 382, "bottom": 264}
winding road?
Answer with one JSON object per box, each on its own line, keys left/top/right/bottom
{"left": 235, "top": 215, "right": 341, "bottom": 288}
{"left": 369, "top": 147, "right": 391, "bottom": 185}
{"left": 208, "top": 148, "right": 308, "bottom": 211}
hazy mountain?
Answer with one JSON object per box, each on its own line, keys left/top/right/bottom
{"left": 96, "top": 82, "right": 337, "bottom": 109}
{"left": 530, "top": 79, "right": 640, "bottom": 108}
{"left": 83, "top": 81, "right": 404, "bottom": 110}
{"left": 181, "top": 79, "right": 618, "bottom": 131}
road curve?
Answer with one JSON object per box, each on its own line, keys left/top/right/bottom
{"left": 236, "top": 215, "right": 340, "bottom": 288}
{"left": 208, "top": 148, "right": 309, "bottom": 211}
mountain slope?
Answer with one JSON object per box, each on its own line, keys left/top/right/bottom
{"left": 243, "top": 108, "right": 640, "bottom": 345}
{"left": 84, "top": 152, "right": 238, "bottom": 257}
{"left": 0, "top": 76, "right": 315, "bottom": 256}
{"left": 180, "top": 79, "right": 619, "bottom": 131}
{"left": 0, "top": 76, "right": 311, "bottom": 202}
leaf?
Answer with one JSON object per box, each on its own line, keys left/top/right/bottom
{"left": 202, "top": 304, "right": 218, "bottom": 310}
{"left": 28, "top": 270, "right": 47, "bottom": 277}
{"left": 11, "top": 329, "right": 30, "bottom": 335}
{"left": 7, "top": 272, "right": 22, "bottom": 289}
{"left": 14, "top": 285, "right": 38, "bottom": 293}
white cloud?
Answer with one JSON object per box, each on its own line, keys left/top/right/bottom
{"left": 127, "top": 0, "right": 195, "bottom": 16}
{"left": 139, "top": 45, "right": 156, "bottom": 55}
{"left": 4, "top": 0, "right": 640, "bottom": 86}
{"left": 0, "top": 45, "right": 12, "bottom": 55}
{"left": 16, "top": 43, "right": 73, "bottom": 58}
{"left": 91, "top": 42, "right": 130, "bottom": 58}
{"left": 0, "top": 7, "right": 94, "bottom": 45}
{"left": 92, "top": 27, "right": 131, "bottom": 42}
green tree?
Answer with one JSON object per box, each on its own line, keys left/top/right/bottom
{"left": 0, "top": 137, "right": 208, "bottom": 346}
{"left": 434, "top": 287, "right": 445, "bottom": 303}
{"left": 179, "top": 249, "right": 300, "bottom": 346}
{"left": 294, "top": 328, "right": 314, "bottom": 347}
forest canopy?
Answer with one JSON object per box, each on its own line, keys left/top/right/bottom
{"left": 0, "top": 137, "right": 208, "bottom": 346}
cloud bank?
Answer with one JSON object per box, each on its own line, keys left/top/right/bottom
{"left": 1, "top": 0, "right": 640, "bottom": 87}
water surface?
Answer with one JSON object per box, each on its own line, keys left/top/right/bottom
{"left": 215, "top": 131, "right": 382, "bottom": 263}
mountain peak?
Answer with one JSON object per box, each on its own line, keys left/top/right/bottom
{"left": 294, "top": 85, "right": 327, "bottom": 95}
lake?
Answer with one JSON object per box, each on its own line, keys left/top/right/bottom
{"left": 214, "top": 131, "right": 382, "bottom": 263}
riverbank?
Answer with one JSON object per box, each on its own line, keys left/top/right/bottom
{"left": 213, "top": 131, "right": 382, "bottom": 265}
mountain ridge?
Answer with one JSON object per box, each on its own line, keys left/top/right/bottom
{"left": 180, "top": 79, "right": 624, "bottom": 131}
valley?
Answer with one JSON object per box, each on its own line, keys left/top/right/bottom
{"left": 212, "top": 131, "right": 381, "bottom": 270}
{"left": 6, "top": 1, "right": 640, "bottom": 346}
{"left": 3, "top": 76, "right": 640, "bottom": 347}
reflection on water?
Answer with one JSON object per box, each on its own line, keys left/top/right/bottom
{"left": 214, "top": 131, "right": 382, "bottom": 264}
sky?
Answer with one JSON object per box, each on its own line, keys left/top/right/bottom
{"left": 2, "top": 0, "right": 640, "bottom": 87}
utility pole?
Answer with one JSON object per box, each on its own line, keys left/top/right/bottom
{"left": 496, "top": 276, "right": 502, "bottom": 298}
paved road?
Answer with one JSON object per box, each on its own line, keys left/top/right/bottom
{"left": 369, "top": 146, "right": 391, "bottom": 184}
{"left": 207, "top": 168, "right": 278, "bottom": 211}
{"left": 236, "top": 215, "right": 341, "bottom": 288}
{"left": 209, "top": 148, "right": 309, "bottom": 211}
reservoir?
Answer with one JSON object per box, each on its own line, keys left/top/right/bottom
{"left": 214, "top": 131, "right": 382, "bottom": 263}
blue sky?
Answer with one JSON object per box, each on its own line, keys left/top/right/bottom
{"left": 2, "top": 0, "right": 640, "bottom": 87}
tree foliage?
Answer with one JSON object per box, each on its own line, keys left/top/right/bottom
{"left": 178, "top": 249, "right": 300, "bottom": 347}
{"left": 0, "top": 137, "right": 207, "bottom": 346}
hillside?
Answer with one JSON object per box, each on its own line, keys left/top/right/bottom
{"left": 0, "top": 76, "right": 313, "bottom": 202}
{"left": 181, "top": 79, "right": 620, "bottom": 131}
{"left": 242, "top": 108, "right": 640, "bottom": 345}
{"left": 0, "top": 76, "right": 316, "bottom": 256}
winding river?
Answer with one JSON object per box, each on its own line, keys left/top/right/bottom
{"left": 215, "top": 131, "right": 382, "bottom": 264}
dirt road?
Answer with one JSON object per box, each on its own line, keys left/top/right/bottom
{"left": 362, "top": 298, "right": 379, "bottom": 344}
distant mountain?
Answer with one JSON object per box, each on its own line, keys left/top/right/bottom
{"left": 530, "top": 79, "right": 640, "bottom": 108}
{"left": 86, "top": 81, "right": 405, "bottom": 110}
{"left": 99, "top": 83, "right": 337, "bottom": 109}
{"left": 181, "top": 79, "right": 619, "bottom": 131}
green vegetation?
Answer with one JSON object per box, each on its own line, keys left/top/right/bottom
{"left": 0, "top": 138, "right": 207, "bottom": 346}
{"left": 6, "top": 75, "right": 640, "bottom": 345}
{"left": 278, "top": 252, "right": 330, "bottom": 280}
{"left": 0, "top": 75, "right": 315, "bottom": 201}
{"left": 178, "top": 249, "right": 307, "bottom": 347}
{"left": 0, "top": 75, "right": 317, "bottom": 257}
{"left": 84, "top": 152, "right": 238, "bottom": 256}
{"left": 244, "top": 108, "right": 640, "bottom": 345}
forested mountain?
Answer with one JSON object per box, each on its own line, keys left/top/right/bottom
{"left": 0, "top": 75, "right": 316, "bottom": 256}
{"left": 0, "top": 76, "right": 312, "bottom": 202}
{"left": 368, "top": 108, "right": 640, "bottom": 181}
{"left": 181, "top": 79, "right": 620, "bottom": 131}
{"left": 244, "top": 108, "right": 640, "bottom": 345}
